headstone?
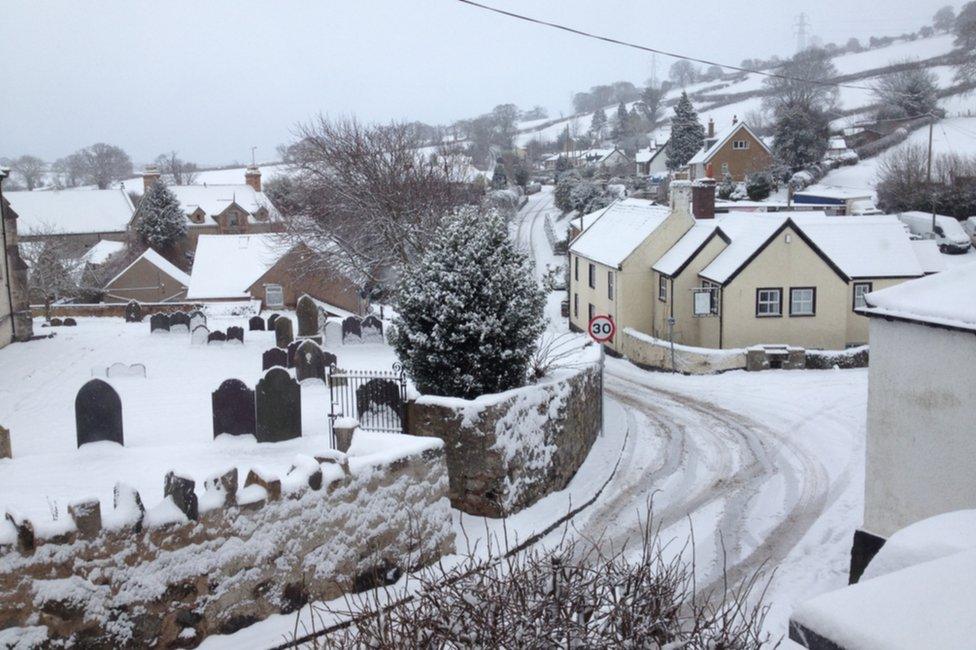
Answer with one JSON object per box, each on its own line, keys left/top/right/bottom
{"left": 295, "top": 340, "right": 326, "bottom": 382}
{"left": 248, "top": 316, "right": 266, "bottom": 331}
{"left": 124, "top": 301, "right": 143, "bottom": 323}
{"left": 274, "top": 317, "right": 294, "bottom": 348}
{"left": 208, "top": 330, "right": 227, "bottom": 344}
{"left": 164, "top": 471, "right": 198, "bottom": 520}
{"left": 361, "top": 315, "right": 383, "bottom": 342}
{"left": 226, "top": 326, "right": 244, "bottom": 344}
{"left": 113, "top": 482, "right": 145, "bottom": 532}
{"left": 68, "top": 499, "right": 101, "bottom": 539}
{"left": 212, "top": 379, "right": 256, "bottom": 437}
{"left": 205, "top": 468, "right": 238, "bottom": 507}
{"left": 63, "top": 317, "right": 77, "bottom": 327}
{"left": 106, "top": 362, "right": 147, "bottom": 379}
{"left": 189, "top": 310, "right": 207, "bottom": 331}
{"left": 262, "top": 347, "right": 288, "bottom": 371}
{"left": 169, "top": 312, "right": 190, "bottom": 334}
{"left": 0, "top": 425, "right": 11, "bottom": 459}
{"left": 321, "top": 350, "right": 338, "bottom": 368}
{"left": 286, "top": 339, "right": 303, "bottom": 368}
{"left": 255, "top": 368, "right": 302, "bottom": 443}
{"left": 150, "top": 313, "right": 170, "bottom": 333}
{"left": 341, "top": 316, "right": 362, "bottom": 343}
{"left": 267, "top": 313, "right": 281, "bottom": 329}
{"left": 75, "top": 379, "right": 124, "bottom": 447}
{"left": 296, "top": 295, "right": 318, "bottom": 337}
{"left": 191, "top": 325, "right": 209, "bottom": 345}
{"left": 50, "top": 318, "right": 63, "bottom": 327}
{"left": 355, "top": 378, "right": 402, "bottom": 422}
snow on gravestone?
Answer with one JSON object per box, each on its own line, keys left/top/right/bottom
{"left": 295, "top": 340, "right": 326, "bottom": 382}
{"left": 361, "top": 315, "right": 383, "bottom": 343}
{"left": 191, "top": 325, "right": 209, "bottom": 345}
{"left": 212, "top": 379, "right": 256, "bottom": 438}
{"left": 262, "top": 347, "right": 288, "bottom": 371}
{"left": 208, "top": 330, "right": 227, "bottom": 345}
{"left": 106, "top": 363, "right": 146, "bottom": 379}
{"left": 286, "top": 339, "right": 303, "bottom": 368}
{"left": 0, "top": 425, "right": 11, "bottom": 459}
{"left": 341, "top": 316, "right": 362, "bottom": 344}
{"left": 75, "top": 379, "right": 124, "bottom": 448}
{"left": 255, "top": 368, "right": 301, "bottom": 443}
{"left": 189, "top": 310, "right": 206, "bottom": 331}
{"left": 248, "top": 316, "right": 265, "bottom": 331}
{"left": 296, "top": 295, "right": 319, "bottom": 337}
{"left": 226, "top": 326, "right": 244, "bottom": 344}
{"left": 275, "top": 317, "right": 294, "bottom": 348}
{"left": 169, "top": 312, "right": 190, "bottom": 334}
{"left": 124, "top": 301, "right": 143, "bottom": 323}
{"left": 63, "top": 318, "right": 77, "bottom": 327}
{"left": 149, "top": 313, "right": 169, "bottom": 333}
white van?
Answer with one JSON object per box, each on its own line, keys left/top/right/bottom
{"left": 896, "top": 212, "right": 972, "bottom": 254}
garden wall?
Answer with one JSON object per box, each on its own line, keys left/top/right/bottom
{"left": 405, "top": 345, "right": 602, "bottom": 518}
{"left": 32, "top": 302, "right": 204, "bottom": 319}
{"left": 0, "top": 433, "right": 453, "bottom": 648}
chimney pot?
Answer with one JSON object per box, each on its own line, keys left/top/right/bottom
{"left": 142, "top": 165, "right": 161, "bottom": 193}
{"left": 245, "top": 164, "right": 262, "bottom": 193}
{"left": 732, "top": 114, "right": 738, "bottom": 125}
{"left": 707, "top": 118, "right": 715, "bottom": 138}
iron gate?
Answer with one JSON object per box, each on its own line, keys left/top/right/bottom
{"left": 328, "top": 362, "right": 408, "bottom": 439}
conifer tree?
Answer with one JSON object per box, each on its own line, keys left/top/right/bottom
{"left": 393, "top": 208, "right": 546, "bottom": 399}
{"left": 611, "top": 102, "right": 629, "bottom": 142}
{"left": 491, "top": 162, "right": 508, "bottom": 189}
{"left": 589, "top": 107, "right": 608, "bottom": 138}
{"left": 666, "top": 92, "right": 705, "bottom": 171}
{"left": 135, "top": 180, "right": 187, "bottom": 249}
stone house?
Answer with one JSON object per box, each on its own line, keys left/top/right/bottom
{"left": 687, "top": 119, "right": 773, "bottom": 182}
{"left": 102, "top": 248, "right": 191, "bottom": 303}
{"left": 0, "top": 191, "right": 34, "bottom": 348}
{"left": 186, "top": 233, "right": 364, "bottom": 314}
{"left": 568, "top": 181, "right": 926, "bottom": 352}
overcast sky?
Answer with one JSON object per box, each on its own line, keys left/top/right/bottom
{"left": 0, "top": 0, "right": 950, "bottom": 166}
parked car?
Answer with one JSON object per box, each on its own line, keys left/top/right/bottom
{"left": 963, "top": 216, "right": 976, "bottom": 245}
{"left": 896, "top": 212, "right": 972, "bottom": 254}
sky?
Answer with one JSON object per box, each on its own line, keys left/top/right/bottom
{"left": 0, "top": 0, "right": 952, "bottom": 166}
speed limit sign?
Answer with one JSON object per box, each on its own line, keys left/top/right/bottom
{"left": 588, "top": 314, "right": 616, "bottom": 343}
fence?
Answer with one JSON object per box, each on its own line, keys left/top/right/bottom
{"left": 328, "top": 363, "right": 408, "bottom": 441}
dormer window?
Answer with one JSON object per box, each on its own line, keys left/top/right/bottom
{"left": 228, "top": 213, "right": 239, "bottom": 227}
{"left": 732, "top": 140, "right": 749, "bottom": 150}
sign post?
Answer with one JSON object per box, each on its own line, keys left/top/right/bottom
{"left": 587, "top": 314, "right": 616, "bottom": 344}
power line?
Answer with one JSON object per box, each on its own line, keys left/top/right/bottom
{"left": 453, "top": 0, "right": 879, "bottom": 93}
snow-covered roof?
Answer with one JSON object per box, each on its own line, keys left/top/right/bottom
{"left": 861, "top": 260, "right": 976, "bottom": 332}
{"left": 169, "top": 184, "right": 282, "bottom": 225}
{"left": 910, "top": 239, "right": 946, "bottom": 274}
{"left": 699, "top": 214, "right": 790, "bottom": 283}
{"left": 186, "top": 234, "right": 290, "bottom": 300}
{"left": 106, "top": 248, "right": 190, "bottom": 288}
{"left": 569, "top": 199, "right": 670, "bottom": 268}
{"left": 81, "top": 239, "right": 126, "bottom": 266}
{"left": 635, "top": 147, "right": 658, "bottom": 163}
{"left": 6, "top": 189, "right": 135, "bottom": 235}
{"left": 652, "top": 222, "right": 726, "bottom": 277}
{"left": 794, "top": 184, "right": 873, "bottom": 200}
{"left": 688, "top": 122, "right": 767, "bottom": 166}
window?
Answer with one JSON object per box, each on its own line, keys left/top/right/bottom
{"left": 853, "top": 282, "right": 873, "bottom": 310}
{"left": 790, "top": 287, "right": 816, "bottom": 316}
{"left": 721, "top": 162, "right": 729, "bottom": 175}
{"left": 574, "top": 257, "right": 579, "bottom": 282}
{"left": 756, "top": 288, "right": 782, "bottom": 317}
{"left": 702, "top": 280, "right": 719, "bottom": 315}
{"left": 265, "top": 284, "right": 284, "bottom": 308}
{"left": 588, "top": 263, "right": 596, "bottom": 289}
{"left": 588, "top": 303, "right": 595, "bottom": 323}
{"left": 732, "top": 140, "right": 749, "bottom": 150}
{"left": 573, "top": 293, "right": 579, "bottom": 318}
{"left": 607, "top": 271, "right": 614, "bottom": 300}
{"left": 228, "top": 213, "right": 239, "bottom": 227}
{"left": 658, "top": 275, "right": 667, "bottom": 302}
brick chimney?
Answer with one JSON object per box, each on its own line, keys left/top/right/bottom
{"left": 670, "top": 179, "right": 693, "bottom": 218}
{"left": 732, "top": 114, "right": 738, "bottom": 125}
{"left": 142, "top": 165, "right": 161, "bottom": 192}
{"left": 245, "top": 165, "right": 262, "bottom": 192}
{"left": 707, "top": 118, "right": 715, "bottom": 138}
{"left": 692, "top": 178, "right": 716, "bottom": 219}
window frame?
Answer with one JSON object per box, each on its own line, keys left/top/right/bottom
{"left": 265, "top": 283, "right": 285, "bottom": 308}
{"left": 574, "top": 257, "right": 579, "bottom": 282}
{"left": 607, "top": 270, "right": 614, "bottom": 300}
{"left": 588, "top": 303, "right": 595, "bottom": 323}
{"left": 732, "top": 139, "right": 750, "bottom": 150}
{"left": 853, "top": 282, "right": 873, "bottom": 311}
{"left": 789, "top": 287, "right": 817, "bottom": 317}
{"left": 755, "top": 287, "right": 783, "bottom": 318}
{"left": 701, "top": 279, "right": 720, "bottom": 315}
{"left": 573, "top": 293, "right": 579, "bottom": 318}
{"left": 658, "top": 275, "right": 667, "bottom": 302}
{"left": 588, "top": 263, "right": 596, "bottom": 289}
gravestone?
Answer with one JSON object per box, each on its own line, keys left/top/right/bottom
{"left": 0, "top": 425, "right": 11, "bottom": 459}
{"left": 63, "top": 318, "right": 77, "bottom": 327}
{"left": 191, "top": 325, "right": 209, "bottom": 345}
{"left": 124, "top": 301, "right": 143, "bottom": 323}
{"left": 356, "top": 378, "right": 403, "bottom": 422}
{"left": 189, "top": 310, "right": 207, "bottom": 331}
{"left": 321, "top": 350, "right": 338, "bottom": 369}
{"left": 226, "top": 326, "right": 244, "bottom": 344}
{"left": 212, "top": 379, "right": 256, "bottom": 437}
{"left": 295, "top": 340, "right": 326, "bottom": 382}
{"left": 296, "top": 295, "right": 318, "bottom": 337}
{"left": 286, "top": 339, "right": 303, "bottom": 368}
{"left": 164, "top": 471, "right": 198, "bottom": 520}
{"left": 274, "top": 317, "right": 294, "bottom": 348}
{"left": 262, "top": 347, "right": 288, "bottom": 371}
{"left": 50, "top": 318, "right": 63, "bottom": 327}
{"left": 75, "top": 379, "right": 124, "bottom": 448}
{"left": 248, "top": 316, "right": 266, "bottom": 331}
{"left": 169, "top": 312, "right": 190, "bottom": 334}
{"left": 106, "top": 362, "right": 147, "bottom": 379}
{"left": 361, "top": 315, "right": 383, "bottom": 342}
{"left": 150, "top": 313, "right": 170, "bottom": 333}
{"left": 255, "top": 368, "right": 302, "bottom": 443}
{"left": 267, "top": 313, "right": 281, "bottom": 329}
{"left": 208, "top": 330, "right": 227, "bottom": 344}
{"left": 341, "top": 316, "right": 362, "bottom": 343}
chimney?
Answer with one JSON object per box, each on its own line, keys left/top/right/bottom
{"left": 732, "top": 114, "right": 738, "bottom": 125}
{"left": 245, "top": 164, "right": 262, "bottom": 192}
{"left": 707, "top": 118, "right": 715, "bottom": 138}
{"left": 670, "top": 179, "right": 693, "bottom": 218}
{"left": 142, "top": 165, "right": 161, "bottom": 193}
{"left": 692, "top": 178, "right": 716, "bottom": 219}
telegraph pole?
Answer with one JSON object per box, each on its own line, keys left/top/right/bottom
{"left": 794, "top": 13, "right": 810, "bottom": 52}
{"left": 927, "top": 117, "right": 936, "bottom": 232}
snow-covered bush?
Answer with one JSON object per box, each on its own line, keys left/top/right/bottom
{"left": 393, "top": 208, "right": 546, "bottom": 399}
{"left": 569, "top": 181, "right": 601, "bottom": 212}
{"left": 135, "top": 180, "right": 187, "bottom": 249}
{"left": 717, "top": 173, "right": 736, "bottom": 200}
{"left": 746, "top": 172, "right": 772, "bottom": 201}
{"left": 485, "top": 188, "right": 521, "bottom": 218}
{"left": 554, "top": 172, "right": 579, "bottom": 213}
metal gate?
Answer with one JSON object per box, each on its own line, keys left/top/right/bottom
{"left": 327, "top": 362, "right": 408, "bottom": 439}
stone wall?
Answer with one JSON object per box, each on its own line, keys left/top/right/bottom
{"left": 405, "top": 346, "right": 603, "bottom": 518}
{"left": 31, "top": 302, "right": 204, "bottom": 319}
{"left": 0, "top": 435, "right": 453, "bottom": 648}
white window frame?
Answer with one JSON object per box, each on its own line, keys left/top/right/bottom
{"left": 702, "top": 280, "right": 720, "bottom": 315}
{"left": 732, "top": 140, "right": 749, "bottom": 150}
{"left": 756, "top": 288, "right": 782, "bottom": 317}
{"left": 721, "top": 162, "right": 730, "bottom": 175}
{"left": 790, "top": 287, "right": 816, "bottom": 316}
{"left": 853, "top": 282, "right": 873, "bottom": 310}
{"left": 265, "top": 283, "right": 284, "bottom": 308}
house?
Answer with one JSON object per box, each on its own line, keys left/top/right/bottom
{"left": 635, "top": 142, "right": 669, "bottom": 176}
{"left": 793, "top": 185, "right": 880, "bottom": 215}
{"left": 569, "top": 179, "right": 926, "bottom": 352}
{"left": 186, "top": 234, "right": 364, "bottom": 314}
{"left": 102, "top": 248, "right": 191, "bottom": 303}
{"left": 5, "top": 188, "right": 135, "bottom": 255}
{"left": 0, "top": 188, "right": 34, "bottom": 348}
{"left": 584, "top": 148, "right": 631, "bottom": 173}
{"left": 687, "top": 118, "right": 773, "bottom": 182}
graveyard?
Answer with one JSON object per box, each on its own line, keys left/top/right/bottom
{"left": 0, "top": 305, "right": 400, "bottom": 530}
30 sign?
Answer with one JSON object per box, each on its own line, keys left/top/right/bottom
{"left": 588, "top": 314, "right": 616, "bottom": 343}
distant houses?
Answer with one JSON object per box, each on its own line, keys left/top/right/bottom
{"left": 687, "top": 118, "right": 773, "bottom": 182}
{"left": 102, "top": 248, "right": 191, "bottom": 304}
{"left": 5, "top": 188, "right": 135, "bottom": 254}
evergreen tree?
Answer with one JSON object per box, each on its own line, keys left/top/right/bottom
{"left": 554, "top": 172, "right": 579, "bottom": 212}
{"left": 611, "top": 102, "right": 629, "bottom": 142}
{"left": 393, "top": 208, "right": 546, "bottom": 399}
{"left": 666, "top": 92, "right": 705, "bottom": 171}
{"left": 512, "top": 161, "right": 530, "bottom": 188}
{"left": 772, "top": 102, "right": 830, "bottom": 170}
{"left": 589, "top": 107, "right": 607, "bottom": 138}
{"left": 746, "top": 172, "right": 772, "bottom": 201}
{"left": 491, "top": 162, "right": 508, "bottom": 189}
{"left": 554, "top": 155, "right": 571, "bottom": 174}
{"left": 136, "top": 180, "right": 187, "bottom": 249}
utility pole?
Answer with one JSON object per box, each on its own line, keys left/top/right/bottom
{"left": 794, "top": 13, "right": 810, "bottom": 53}
{"left": 926, "top": 117, "right": 936, "bottom": 233}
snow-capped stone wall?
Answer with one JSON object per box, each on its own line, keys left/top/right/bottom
{"left": 406, "top": 345, "right": 602, "bottom": 517}
{"left": 0, "top": 434, "right": 453, "bottom": 647}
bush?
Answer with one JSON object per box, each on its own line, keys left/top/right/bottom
{"left": 554, "top": 172, "right": 579, "bottom": 212}
{"left": 746, "top": 173, "right": 772, "bottom": 201}
{"left": 569, "top": 180, "right": 601, "bottom": 212}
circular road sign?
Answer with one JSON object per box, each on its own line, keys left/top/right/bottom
{"left": 588, "top": 314, "right": 616, "bottom": 343}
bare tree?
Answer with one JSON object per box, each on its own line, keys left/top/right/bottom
{"left": 281, "top": 116, "right": 471, "bottom": 285}
{"left": 10, "top": 155, "right": 46, "bottom": 191}
{"left": 19, "top": 236, "right": 80, "bottom": 314}
{"left": 669, "top": 60, "right": 699, "bottom": 87}
{"left": 154, "top": 151, "right": 199, "bottom": 185}
{"left": 762, "top": 48, "right": 839, "bottom": 115}
{"left": 51, "top": 153, "right": 86, "bottom": 188}
{"left": 933, "top": 5, "right": 956, "bottom": 32}
{"left": 75, "top": 142, "right": 133, "bottom": 189}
